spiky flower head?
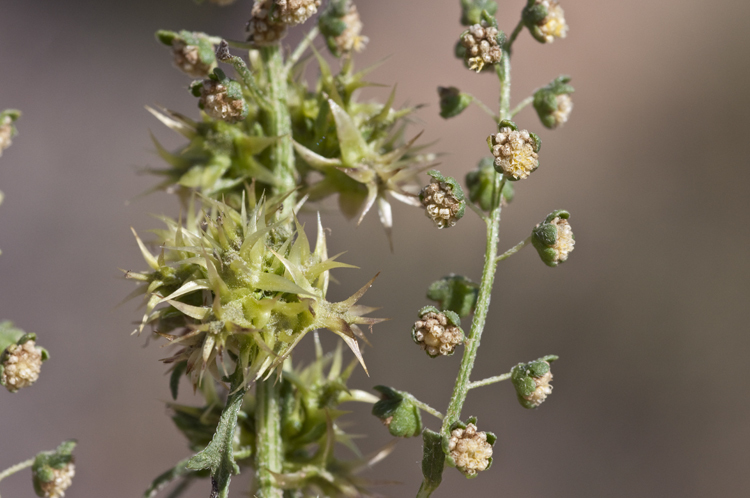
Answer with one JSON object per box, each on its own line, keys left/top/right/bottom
{"left": 523, "top": 0, "right": 568, "bottom": 44}
{"left": 32, "top": 440, "right": 76, "bottom": 498}
{"left": 444, "top": 417, "right": 496, "bottom": 478}
{"left": 465, "top": 157, "right": 515, "bottom": 211}
{"left": 419, "top": 170, "right": 466, "bottom": 229}
{"left": 0, "top": 109, "right": 21, "bottom": 157}
{"left": 0, "top": 322, "right": 49, "bottom": 393}
{"left": 319, "top": 0, "right": 368, "bottom": 57}
{"left": 412, "top": 306, "right": 464, "bottom": 358}
{"left": 511, "top": 355, "right": 558, "bottom": 408}
{"left": 460, "top": 0, "right": 499, "bottom": 26}
{"left": 246, "top": 0, "right": 288, "bottom": 46}
{"left": 156, "top": 30, "right": 217, "bottom": 78}
{"left": 372, "top": 385, "right": 423, "bottom": 438}
{"left": 293, "top": 94, "right": 435, "bottom": 246}
{"left": 488, "top": 120, "right": 541, "bottom": 181}
{"left": 534, "top": 75, "right": 574, "bottom": 129}
{"left": 126, "top": 194, "right": 384, "bottom": 387}
{"left": 531, "top": 209, "right": 574, "bottom": 266}
{"left": 460, "top": 22, "right": 503, "bottom": 72}
{"left": 275, "top": 0, "right": 322, "bottom": 26}
{"left": 193, "top": 69, "right": 249, "bottom": 123}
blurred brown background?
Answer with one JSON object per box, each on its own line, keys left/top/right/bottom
{"left": 1, "top": 0, "right": 749, "bottom": 496}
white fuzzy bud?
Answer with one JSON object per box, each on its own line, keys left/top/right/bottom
{"left": 38, "top": 463, "right": 75, "bottom": 498}
{"left": 448, "top": 423, "right": 493, "bottom": 476}
{"left": 275, "top": 0, "right": 322, "bottom": 26}
{"left": 200, "top": 80, "right": 246, "bottom": 123}
{"left": 413, "top": 311, "right": 463, "bottom": 357}
{"left": 537, "top": 1, "right": 568, "bottom": 43}
{"left": 460, "top": 23, "right": 502, "bottom": 72}
{"left": 490, "top": 127, "right": 539, "bottom": 180}
{"left": 420, "top": 181, "right": 462, "bottom": 229}
{"left": 1, "top": 339, "right": 43, "bottom": 392}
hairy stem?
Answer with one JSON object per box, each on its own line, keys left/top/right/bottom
{"left": 403, "top": 393, "right": 444, "bottom": 420}
{"left": 510, "top": 96, "right": 534, "bottom": 117}
{"left": 506, "top": 19, "right": 525, "bottom": 54}
{"left": 0, "top": 458, "right": 33, "bottom": 484}
{"left": 468, "top": 372, "right": 512, "bottom": 389}
{"left": 255, "top": 378, "right": 283, "bottom": 498}
{"left": 261, "top": 45, "right": 296, "bottom": 216}
{"left": 284, "top": 27, "right": 319, "bottom": 75}
{"left": 496, "top": 236, "right": 531, "bottom": 263}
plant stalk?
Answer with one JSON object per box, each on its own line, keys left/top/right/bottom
{"left": 0, "top": 458, "right": 33, "bottom": 484}
{"left": 496, "top": 236, "right": 531, "bottom": 263}
{"left": 255, "top": 378, "right": 283, "bottom": 498}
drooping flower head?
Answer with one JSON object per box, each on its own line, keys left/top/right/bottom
{"left": 319, "top": 0, "right": 369, "bottom": 57}
{"left": 126, "top": 193, "right": 384, "bottom": 387}
{"left": 511, "top": 355, "right": 558, "bottom": 408}
{"left": 0, "top": 109, "right": 21, "bottom": 157}
{"left": 156, "top": 30, "right": 217, "bottom": 78}
{"left": 531, "top": 209, "right": 574, "bottom": 266}
{"left": 460, "top": 23, "right": 503, "bottom": 73}
{"left": 0, "top": 322, "right": 49, "bottom": 393}
{"left": 32, "top": 440, "right": 76, "bottom": 498}
{"left": 523, "top": 0, "right": 568, "bottom": 44}
{"left": 533, "top": 75, "right": 575, "bottom": 129}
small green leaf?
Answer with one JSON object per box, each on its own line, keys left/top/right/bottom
{"left": 419, "top": 429, "right": 445, "bottom": 494}
{"left": 426, "top": 275, "right": 479, "bottom": 318}
{"left": 169, "top": 362, "right": 187, "bottom": 401}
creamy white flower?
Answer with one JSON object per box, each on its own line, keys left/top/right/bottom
{"left": 413, "top": 311, "right": 463, "bottom": 357}
{"left": 461, "top": 23, "right": 502, "bottom": 72}
{"left": 490, "top": 127, "right": 539, "bottom": 180}
{"left": 448, "top": 423, "right": 493, "bottom": 476}
{"left": 1, "top": 340, "right": 43, "bottom": 392}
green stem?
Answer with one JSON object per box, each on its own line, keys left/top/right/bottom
{"left": 0, "top": 458, "right": 34, "bottom": 492}
{"left": 261, "top": 45, "right": 297, "bottom": 216}
{"left": 284, "top": 27, "right": 319, "bottom": 75}
{"left": 495, "top": 236, "right": 531, "bottom": 263}
{"left": 506, "top": 19, "right": 525, "bottom": 54}
{"left": 255, "top": 378, "right": 283, "bottom": 498}
{"left": 510, "top": 96, "right": 534, "bottom": 118}
{"left": 497, "top": 50, "right": 512, "bottom": 122}
{"left": 217, "top": 41, "right": 269, "bottom": 110}
{"left": 403, "top": 393, "right": 444, "bottom": 420}
{"left": 467, "top": 94, "right": 498, "bottom": 121}
{"left": 468, "top": 372, "right": 511, "bottom": 389}
{"left": 417, "top": 481, "right": 439, "bottom": 498}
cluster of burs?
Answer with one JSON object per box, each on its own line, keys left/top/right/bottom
{"left": 1, "top": 113, "right": 77, "bottom": 498}
{"left": 122, "top": 0, "right": 580, "bottom": 497}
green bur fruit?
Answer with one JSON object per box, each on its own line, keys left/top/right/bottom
{"left": 127, "top": 193, "right": 385, "bottom": 388}
{"left": 372, "top": 386, "right": 423, "bottom": 438}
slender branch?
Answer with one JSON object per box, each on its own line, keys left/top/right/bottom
{"left": 468, "top": 372, "right": 511, "bottom": 390}
{"left": 403, "top": 393, "right": 444, "bottom": 420}
{"left": 284, "top": 26, "right": 319, "bottom": 75}
{"left": 216, "top": 41, "right": 270, "bottom": 110}
{"left": 467, "top": 200, "right": 489, "bottom": 222}
{"left": 510, "top": 96, "right": 534, "bottom": 117}
{"left": 495, "top": 236, "right": 531, "bottom": 263}
{"left": 0, "top": 458, "right": 34, "bottom": 484}
{"left": 467, "top": 94, "right": 498, "bottom": 121}
{"left": 506, "top": 19, "right": 525, "bottom": 54}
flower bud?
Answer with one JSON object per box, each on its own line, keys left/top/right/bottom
{"left": 511, "top": 355, "right": 558, "bottom": 409}
{"left": 372, "top": 386, "right": 423, "bottom": 438}
{"left": 438, "top": 86, "right": 472, "bottom": 119}
{"left": 319, "top": 0, "right": 368, "bottom": 57}
{"left": 426, "top": 275, "right": 479, "bottom": 318}
{"left": 465, "top": 157, "right": 515, "bottom": 211}
{"left": 0, "top": 323, "right": 49, "bottom": 393}
{"left": 195, "top": 69, "right": 249, "bottom": 123}
{"left": 32, "top": 440, "right": 76, "bottom": 498}
{"left": 488, "top": 120, "right": 540, "bottom": 181}
{"left": 246, "top": 0, "right": 288, "bottom": 46}
{"left": 533, "top": 75, "right": 574, "bottom": 129}
{"left": 412, "top": 306, "right": 464, "bottom": 358}
{"left": 522, "top": 0, "right": 568, "bottom": 44}
{"left": 275, "top": 0, "right": 322, "bottom": 26}
{"left": 531, "top": 209, "right": 574, "bottom": 266}
{"left": 0, "top": 109, "right": 21, "bottom": 157}
{"left": 460, "top": 0, "right": 499, "bottom": 26}
{"left": 460, "top": 22, "right": 503, "bottom": 72}
{"left": 156, "top": 30, "right": 217, "bottom": 78}
{"left": 444, "top": 417, "right": 496, "bottom": 478}
{"left": 419, "top": 170, "right": 466, "bottom": 229}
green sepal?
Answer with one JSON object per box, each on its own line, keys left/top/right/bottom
{"left": 419, "top": 429, "right": 446, "bottom": 494}
{"left": 460, "top": 0, "right": 499, "bottom": 26}
{"left": 533, "top": 75, "right": 575, "bottom": 128}
{"left": 529, "top": 131, "right": 542, "bottom": 153}
{"left": 426, "top": 275, "right": 479, "bottom": 318}
{"left": 156, "top": 30, "right": 178, "bottom": 46}
{"left": 169, "top": 361, "right": 187, "bottom": 400}
{"left": 498, "top": 119, "right": 518, "bottom": 131}
{"left": 480, "top": 10, "right": 499, "bottom": 29}
{"left": 511, "top": 356, "right": 557, "bottom": 409}
{"left": 531, "top": 209, "right": 571, "bottom": 267}
{"left": 318, "top": 0, "right": 351, "bottom": 57}
{"left": 32, "top": 440, "right": 76, "bottom": 497}
{"left": 422, "top": 170, "right": 466, "bottom": 221}
{"left": 438, "top": 87, "right": 472, "bottom": 119}
{"left": 186, "top": 367, "right": 247, "bottom": 498}
{"left": 372, "top": 386, "right": 423, "bottom": 438}
{"left": 522, "top": 1, "right": 549, "bottom": 25}
{"left": 465, "top": 157, "right": 515, "bottom": 211}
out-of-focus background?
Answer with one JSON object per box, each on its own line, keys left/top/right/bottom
{"left": 1, "top": 0, "right": 749, "bottom": 496}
